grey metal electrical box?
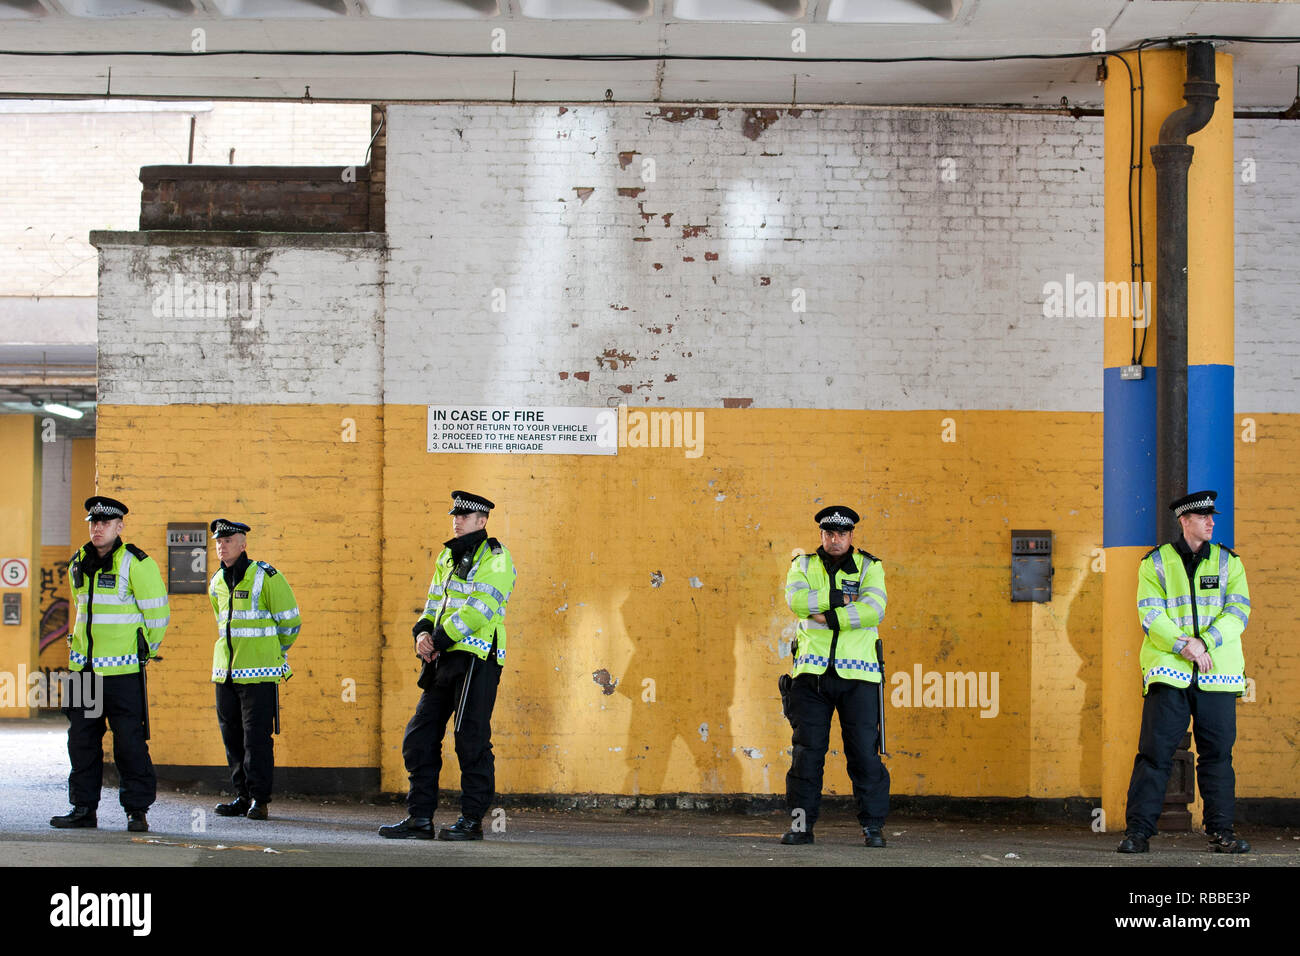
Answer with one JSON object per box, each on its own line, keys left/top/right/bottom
{"left": 167, "top": 523, "right": 208, "bottom": 594}
{"left": 1011, "top": 530, "right": 1053, "bottom": 602}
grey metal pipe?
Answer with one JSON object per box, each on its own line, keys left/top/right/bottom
{"left": 1150, "top": 42, "right": 1218, "bottom": 541}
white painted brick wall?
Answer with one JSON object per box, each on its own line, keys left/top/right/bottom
{"left": 40, "top": 434, "right": 71, "bottom": 547}
{"left": 1235, "top": 119, "right": 1300, "bottom": 414}
{"left": 95, "top": 242, "right": 384, "bottom": 406}
{"left": 0, "top": 102, "right": 371, "bottom": 299}
{"left": 384, "top": 105, "right": 1107, "bottom": 411}
{"left": 87, "top": 106, "right": 1300, "bottom": 415}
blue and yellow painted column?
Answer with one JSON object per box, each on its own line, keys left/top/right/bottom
{"left": 1102, "top": 48, "right": 1234, "bottom": 827}
{"left": 0, "top": 416, "right": 42, "bottom": 717}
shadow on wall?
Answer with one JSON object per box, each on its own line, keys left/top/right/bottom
{"left": 615, "top": 569, "right": 745, "bottom": 795}
{"left": 1065, "top": 561, "right": 1103, "bottom": 795}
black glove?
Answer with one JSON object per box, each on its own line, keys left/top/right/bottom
{"left": 136, "top": 629, "right": 150, "bottom": 665}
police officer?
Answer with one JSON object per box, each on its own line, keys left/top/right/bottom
{"left": 51, "top": 496, "right": 169, "bottom": 832}
{"left": 781, "top": 505, "right": 890, "bottom": 847}
{"left": 1117, "top": 491, "right": 1251, "bottom": 854}
{"left": 207, "top": 519, "right": 301, "bottom": 821}
{"left": 380, "top": 491, "right": 517, "bottom": 841}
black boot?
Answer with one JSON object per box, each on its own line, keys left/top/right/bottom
{"left": 1116, "top": 832, "right": 1149, "bottom": 853}
{"left": 438, "top": 816, "right": 484, "bottom": 841}
{"left": 50, "top": 806, "right": 97, "bottom": 829}
{"left": 1208, "top": 831, "right": 1250, "bottom": 854}
{"left": 379, "top": 816, "right": 434, "bottom": 839}
{"left": 126, "top": 810, "right": 149, "bottom": 833}
{"left": 245, "top": 800, "right": 269, "bottom": 821}
{"left": 215, "top": 796, "right": 251, "bottom": 817}
{"left": 863, "top": 826, "right": 887, "bottom": 848}
{"left": 780, "top": 830, "right": 814, "bottom": 845}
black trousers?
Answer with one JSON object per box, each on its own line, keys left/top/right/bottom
{"left": 1124, "top": 681, "right": 1238, "bottom": 837}
{"left": 66, "top": 671, "right": 156, "bottom": 812}
{"left": 402, "top": 650, "right": 502, "bottom": 821}
{"left": 215, "top": 681, "right": 277, "bottom": 803}
{"left": 786, "top": 669, "right": 890, "bottom": 829}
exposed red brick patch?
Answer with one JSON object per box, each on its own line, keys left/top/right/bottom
{"left": 742, "top": 109, "right": 783, "bottom": 141}
{"left": 633, "top": 237, "right": 652, "bottom": 242}
{"left": 682, "top": 224, "right": 708, "bottom": 239}
{"left": 573, "top": 187, "right": 595, "bottom": 203}
{"left": 665, "top": 374, "right": 677, "bottom": 382}
{"left": 618, "top": 187, "right": 645, "bottom": 198}
{"left": 682, "top": 256, "right": 694, "bottom": 262}
{"left": 574, "top": 371, "right": 590, "bottom": 382}
{"left": 722, "top": 398, "right": 754, "bottom": 408}
{"left": 558, "top": 106, "right": 568, "bottom": 115}
{"left": 760, "top": 276, "right": 771, "bottom": 286}
{"left": 652, "top": 263, "right": 663, "bottom": 271}
{"left": 662, "top": 213, "right": 672, "bottom": 228}
{"left": 654, "top": 107, "right": 720, "bottom": 123}
{"left": 618, "top": 150, "right": 639, "bottom": 169}
{"left": 600, "top": 348, "right": 636, "bottom": 368}
{"left": 617, "top": 384, "right": 634, "bottom": 394}
{"left": 559, "top": 371, "right": 569, "bottom": 380}
{"left": 704, "top": 252, "right": 718, "bottom": 261}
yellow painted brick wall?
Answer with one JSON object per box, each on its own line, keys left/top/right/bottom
{"left": 95, "top": 405, "right": 383, "bottom": 772}
{"left": 93, "top": 403, "right": 1296, "bottom": 800}
{"left": 1234, "top": 412, "right": 1300, "bottom": 798}
{"left": 382, "top": 407, "right": 1105, "bottom": 799}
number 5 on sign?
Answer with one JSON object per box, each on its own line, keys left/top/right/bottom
{"left": 1, "top": 559, "right": 30, "bottom": 588}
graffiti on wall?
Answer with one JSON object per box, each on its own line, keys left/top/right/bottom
{"left": 38, "top": 546, "right": 70, "bottom": 670}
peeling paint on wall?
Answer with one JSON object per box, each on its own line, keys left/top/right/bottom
{"left": 592, "top": 668, "right": 619, "bottom": 696}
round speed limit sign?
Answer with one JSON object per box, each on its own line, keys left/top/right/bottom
{"left": 1, "top": 558, "right": 30, "bottom": 588}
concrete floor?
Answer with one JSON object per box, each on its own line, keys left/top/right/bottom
{"left": 3, "top": 716, "right": 1297, "bottom": 868}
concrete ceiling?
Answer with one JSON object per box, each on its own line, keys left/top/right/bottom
{"left": 1, "top": 0, "right": 1300, "bottom": 107}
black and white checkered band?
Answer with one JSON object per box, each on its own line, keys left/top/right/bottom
{"left": 214, "top": 521, "right": 242, "bottom": 535}
{"left": 1175, "top": 497, "right": 1215, "bottom": 517}
{"left": 453, "top": 497, "right": 490, "bottom": 513}
{"left": 821, "top": 511, "right": 854, "bottom": 528}
{"left": 86, "top": 505, "right": 124, "bottom": 519}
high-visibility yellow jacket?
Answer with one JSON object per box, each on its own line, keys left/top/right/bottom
{"left": 1137, "top": 541, "right": 1249, "bottom": 695}
{"left": 68, "top": 539, "right": 169, "bottom": 677}
{"left": 785, "top": 548, "right": 887, "bottom": 683}
{"left": 209, "top": 557, "right": 301, "bottom": 684}
{"left": 418, "top": 536, "right": 516, "bottom": 665}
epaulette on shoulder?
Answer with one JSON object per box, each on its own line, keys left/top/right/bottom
{"left": 858, "top": 549, "right": 880, "bottom": 564}
{"left": 487, "top": 537, "right": 503, "bottom": 555}
{"left": 257, "top": 561, "right": 279, "bottom": 576}
{"left": 1141, "top": 545, "right": 1162, "bottom": 561}
{"left": 1220, "top": 545, "right": 1239, "bottom": 558}
{"left": 125, "top": 543, "right": 149, "bottom": 560}
{"left": 790, "top": 552, "right": 808, "bottom": 563}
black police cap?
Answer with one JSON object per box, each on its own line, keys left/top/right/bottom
{"left": 1170, "top": 491, "right": 1220, "bottom": 518}
{"left": 449, "top": 491, "right": 495, "bottom": 516}
{"left": 815, "top": 505, "right": 859, "bottom": 530}
{"left": 210, "top": 518, "right": 252, "bottom": 538}
{"left": 84, "top": 496, "right": 128, "bottom": 522}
